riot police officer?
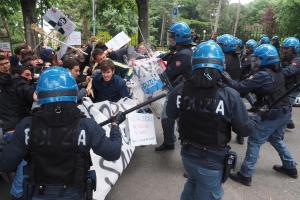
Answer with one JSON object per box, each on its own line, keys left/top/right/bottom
{"left": 216, "top": 34, "right": 241, "bottom": 81}
{"left": 217, "top": 34, "right": 245, "bottom": 144}
{"left": 259, "top": 34, "right": 271, "bottom": 45}
{"left": 166, "top": 40, "right": 256, "bottom": 199}
{"left": 240, "top": 39, "right": 258, "bottom": 80}
{"left": 228, "top": 44, "right": 298, "bottom": 186}
{"left": 0, "top": 67, "right": 124, "bottom": 200}
{"left": 280, "top": 37, "right": 300, "bottom": 130}
{"left": 272, "top": 35, "right": 280, "bottom": 54}
{"left": 155, "top": 22, "right": 193, "bottom": 151}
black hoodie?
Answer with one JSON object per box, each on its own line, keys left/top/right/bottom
{"left": 0, "top": 72, "right": 35, "bottom": 131}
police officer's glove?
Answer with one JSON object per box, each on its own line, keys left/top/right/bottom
{"left": 111, "top": 112, "right": 126, "bottom": 126}
{"left": 221, "top": 71, "right": 232, "bottom": 85}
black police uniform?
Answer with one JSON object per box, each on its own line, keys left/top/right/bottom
{"left": 157, "top": 46, "right": 192, "bottom": 149}
{"left": 282, "top": 57, "right": 300, "bottom": 90}
{"left": 224, "top": 53, "right": 241, "bottom": 81}
{"left": 282, "top": 56, "right": 300, "bottom": 129}
{"left": 228, "top": 67, "right": 297, "bottom": 181}
{"left": 166, "top": 79, "right": 255, "bottom": 197}
{"left": 0, "top": 103, "right": 122, "bottom": 200}
{"left": 164, "top": 46, "right": 193, "bottom": 87}
{"left": 240, "top": 53, "right": 252, "bottom": 80}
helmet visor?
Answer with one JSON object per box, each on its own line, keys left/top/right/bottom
{"left": 167, "top": 32, "right": 176, "bottom": 48}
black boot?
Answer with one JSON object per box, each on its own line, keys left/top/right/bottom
{"left": 230, "top": 172, "right": 252, "bottom": 186}
{"left": 236, "top": 136, "right": 244, "bottom": 145}
{"left": 273, "top": 165, "right": 298, "bottom": 178}
{"left": 287, "top": 121, "right": 295, "bottom": 129}
{"left": 155, "top": 143, "right": 175, "bottom": 151}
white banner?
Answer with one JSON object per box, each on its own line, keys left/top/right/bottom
{"left": 43, "top": 7, "right": 76, "bottom": 36}
{"left": 79, "top": 97, "right": 137, "bottom": 200}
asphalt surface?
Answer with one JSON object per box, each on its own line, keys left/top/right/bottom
{"left": 1, "top": 108, "right": 300, "bottom": 200}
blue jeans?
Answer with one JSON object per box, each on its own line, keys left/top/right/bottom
{"left": 240, "top": 109, "right": 296, "bottom": 177}
{"left": 180, "top": 148, "right": 225, "bottom": 200}
{"left": 31, "top": 186, "right": 84, "bottom": 200}
{"left": 11, "top": 160, "right": 27, "bottom": 198}
{"left": 161, "top": 99, "right": 176, "bottom": 145}
{"left": 3, "top": 131, "right": 26, "bottom": 198}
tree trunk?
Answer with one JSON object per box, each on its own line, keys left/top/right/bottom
{"left": 136, "top": 0, "right": 149, "bottom": 44}
{"left": 20, "top": 0, "right": 38, "bottom": 49}
{"left": 82, "top": 14, "right": 89, "bottom": 44}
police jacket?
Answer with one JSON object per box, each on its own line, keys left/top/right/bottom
{"left": 240, "top": 53, "right": 252, "bottom": 80}
{"left": 282, "top": 56, "right": 300, "bottom": 90}
{"left": 0, "top": 105, "right": 122, "bottom": 187}
{"left": 225, "top": 53, "right": 241, "bottom": 81}
{"left": 92, "top": 74, "right": 130, "bottom": 103}
{"left": 0, "top": 73, "right": 35, "bottom": 131}
{"left": 166, "top": 80, "right": 255, "bottom": 148}
{"left": 163, "top": 46, "right": 192, "bottom": 87}
{"left": 230, "top": 68, "right": 289, "bottom": 109}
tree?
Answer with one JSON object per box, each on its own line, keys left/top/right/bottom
{"left": 20, "top": 0, "right": 38, "bottom": 48}
{"left": 275, "top": 0, "right": 300, "bottom": 38}
{"left": 136, "top": 0, "right": 149, "bottom": 43}
{"left": 260, "top": 6, "right": 276, "bottom": 36}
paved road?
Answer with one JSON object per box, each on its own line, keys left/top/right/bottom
{"left": 106, "top": 108, "right": 300, "bottom": 200}
{"left": 1, "top": 108, "right": 300, "bottom": 200}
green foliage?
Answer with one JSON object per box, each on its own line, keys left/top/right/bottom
{"left": 275, "top": 0, "right": 300, "bottom": 38}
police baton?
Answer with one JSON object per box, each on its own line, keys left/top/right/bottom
{"left": 99, "top": 93, "right": 167, "bottom": 126}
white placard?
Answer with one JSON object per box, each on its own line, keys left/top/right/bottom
{"left": 105, "top": 31, "right": 131, "bottom": 51}
{"left": 126, "top": 113, "right": 157, "bottom": 146}
{"left": 66, "top": 31, "right": 81, "bottom": 46}
{"left": 0, "top": 42, "right": 11, "bottom": 51}
{"left": 43, "top": 6, "right": 76, "bottom": 36}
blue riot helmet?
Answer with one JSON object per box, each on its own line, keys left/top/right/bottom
{"left": 251, "top": 44, "right": 280, "bottom": 69}
{"left": 216, "top": 34, "right": 237, "bottom": 53}
{"left": 235, "top": 37, "right": 243, "bottom": 53}
{"left": 36, "top": 67, "right": 78, "bottom": 105}
{"left": 260, "top": 34, "right": 267, "bottom": 39}
{"left": 259, "top": 36, "right": 270, "bottom": 44}
{"left": 192, "top": 40, "right": 225, "bottom": 72}
{"left": 281, "top": 37, "right": 300, "bottom": 54}
{"left": 168, "top": 22, "right": 192, "bottom": 47}
{"left": 245, "top": 39, "right": 258, "bottom": 53}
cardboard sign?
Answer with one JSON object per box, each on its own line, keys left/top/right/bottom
{"left": 43, "top": 7, "right": 76, "bottom": 36}
{"left": 105, "top": 31, "right": 131, "bottom": 51}
{"left": 126, "top": 113, "right": 157, "bottom": 146}
{"left": 0, "top": 42, "right": 11, "bottom": 51}
{"left": 66, "top": 31, "right": 81, "bottom": 46}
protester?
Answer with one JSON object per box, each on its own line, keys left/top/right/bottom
{"left": 63, "top": 56, "right": 92, "bottom": 102}
{"left": 9, "top": 44, "right": 32, "bottom": 75}
{"left": 91, "top": 59, "right": 130, "bottom": 102}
